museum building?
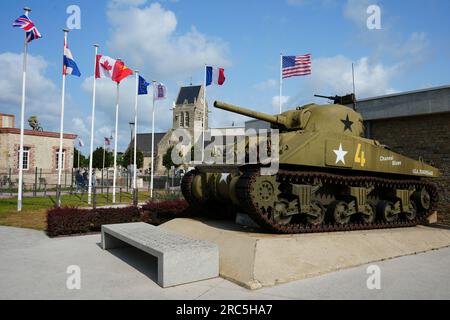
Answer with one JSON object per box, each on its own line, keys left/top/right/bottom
{"left": 0, "top": 113, "right": 77, "bottom": 185}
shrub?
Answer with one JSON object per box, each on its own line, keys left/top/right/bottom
{"left": 46, "top": 206, "right": 141, "bottom": 237}
{"left": 141, "top": 200, "right": 190, "bottom": 225}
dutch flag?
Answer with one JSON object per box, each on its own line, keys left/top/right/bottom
{"left": 63, "top": 40, "right": 81, "bottom": 77}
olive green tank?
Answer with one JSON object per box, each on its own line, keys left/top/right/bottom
{"left": 181, "top": 98, "right": 440, "bottom": 233}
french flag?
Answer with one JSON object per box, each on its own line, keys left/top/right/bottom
{"left": 63, "top": 41, "right": 81, "bottom": 77}
{"left": 205, "top": 66, "right": 226, "bottom": 86}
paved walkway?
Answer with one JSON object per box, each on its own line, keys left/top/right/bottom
{"left": 0, "top": 226, "right": 449, "bottom": 300}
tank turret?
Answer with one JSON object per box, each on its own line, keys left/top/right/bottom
{"left": 214, "top": 100, "right": 364, "bottom": 136}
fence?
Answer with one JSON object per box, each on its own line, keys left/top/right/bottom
{"left": 0, "top": 167, "right": 183, "bottom": 202}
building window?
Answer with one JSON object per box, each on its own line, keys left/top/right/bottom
{"left": 17, "top": 147, "right": 30, "bottom": 170}
{"left": 185, "top": 112, "right": 189, "bottom": 127}
{"left": 56, "top": 149, "right": 66, "bottom": 170}
{"left": 180, "top": 112, "right": 184, "bottom": 127}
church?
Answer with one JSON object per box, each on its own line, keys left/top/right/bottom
{"left": 134, "top": 85, "right": 209, "bottom": 175}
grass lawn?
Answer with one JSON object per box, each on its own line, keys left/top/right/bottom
{"left": 0, "top": 191, "right": 156, "bottom": 231}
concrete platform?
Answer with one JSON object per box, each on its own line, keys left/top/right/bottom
{"left": 160, "top": 219, "right": 450, "bottom": 290}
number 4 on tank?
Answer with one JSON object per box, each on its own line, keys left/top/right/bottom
{"left": 354, "top": 143, "right": 366, "bottom": 167}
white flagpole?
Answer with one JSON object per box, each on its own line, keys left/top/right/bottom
{"left": 102, "top": 139, "right": 106, "bottom": 172}
{"left": 202, "top": 64, "right": 207, "bottom": 162}
{"left": 87, "top": 44, "right": 99, "bottom": 205}
{"left": 133, "top": 70, "right": 139, "bottom": 205}
{"left": 17, "top": 7, "right": 32, "bottom": 212}
{"left": 150, "top": 81, "right": 156, "bottom": 199}
{"left": 112, "top": 79, "right": 120, "bottom": 204}
{"left": 279, "top": 52, "right": 283, "bottom": 114}
{"left": 57, "top": 29, "right": 69, "bottom": 208}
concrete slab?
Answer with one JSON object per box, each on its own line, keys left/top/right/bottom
{"left": 102, "top": 223, "right": 219, "bottom": 287}
{"left": 160, "top": 218, "right": 450, "bottom": 290}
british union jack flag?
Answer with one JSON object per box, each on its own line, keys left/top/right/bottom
{"left": 13, "top": 14, "right": 42, "bottom": 43}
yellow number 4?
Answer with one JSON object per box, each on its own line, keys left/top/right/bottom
{"left": 355, "top": 144, "right": 366, "bottom": 167}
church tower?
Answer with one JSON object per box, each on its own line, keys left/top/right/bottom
{"left": 172, "top": 85, "right": 208, "bottom": 132}
{"left": 155, "top": 85, "right": 208, "bottom": 174}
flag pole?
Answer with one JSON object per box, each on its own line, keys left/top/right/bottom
{"left": 133, "top": 70, "right": 139, "bottom": 206}
{"left": 150, "top": 81, "right": 156, "bottom": 199}
{"left": 56, "top": 29, "right": 70, "bottom": 208}
{"left": 112, "top": 70, "right": 121, "bottom": 204}
{"left": 102, "top": 139, "right": 106, "bottom": 172}
{"left": 202, "top": 64, "right": 207, "bottom": 162}
{"left": 17, "top": 7, "right": 32, "bottom": 212}
{"left": 279, "top": 52, "right": 283, "bottom": 113}
{"left": 87, "top": 44, "right": 99, "bottom": 205}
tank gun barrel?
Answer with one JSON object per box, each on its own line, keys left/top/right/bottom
{"left": 214, "top": 101, "right": 287, "bottom": 127}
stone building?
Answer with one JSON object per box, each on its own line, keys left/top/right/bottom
{"left": 0, "top": 113, "right": 77, "bottom": 185}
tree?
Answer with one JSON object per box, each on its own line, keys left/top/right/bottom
{"left": 73, "top": 148, "right": 88, "bottom": 168}
{"left": 89, "top": 147, "right": 113, "bottom": 169}
{"left": 162, "top": 145, "right": 181, "bottom": 172}
{"left": 120, "top": 146, "right": 144, "bottom": 168}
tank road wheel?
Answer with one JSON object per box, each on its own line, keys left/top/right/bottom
{"left": 306, "top": 200, "right": 326, "bottom": 226}
{"left": 250, "top": 175, "right": 289, "bottom": 225}
{"left": 328, "top": 201, "right": 351, "bottom": 225}
{"left": 360, "top": 204, "right": 376, "bottom": 224}
{"left": 404, "top": 201, "right": 417, "bottom": 221}
{"left": 412, "top": 189, "right": 431, "bottom": 212}
{"left": 273, "top": 199, "right": 293, "bottom": 226}
{"left": 377, "top": 200, "right": 398, "bottom": 222}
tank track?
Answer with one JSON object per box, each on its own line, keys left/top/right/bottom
{"left": 181, "top": 169, "right": 200, "bottom": 206}
{"left": 235, "top": 169, "right": 439, "bottom": 234}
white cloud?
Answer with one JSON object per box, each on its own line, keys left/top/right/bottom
{"left": 0, "top": 52, "right": 62, "bottom": 130}
{"left": 106, "top": 2, "right": 231, "bottom": 80}
{"left": 286, "top": 55, "right": 396, "bottom": 107}
{"left": 272, "top": 95, "right": 290, "bottom": 113}
{"left": 343, "top": 0, "right": 372, "bottom": 28}
{"left": 81, "top": 76, "right": 175, "bottom": 151}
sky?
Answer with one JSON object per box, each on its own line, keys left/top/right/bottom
{"left": 1, "top": 0, "right": 449, "bottom": 154}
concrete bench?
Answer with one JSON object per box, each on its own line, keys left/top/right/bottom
{"left": 101, "top": 222, "right": 219, "bottom": 287}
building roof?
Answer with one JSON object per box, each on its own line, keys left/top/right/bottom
{"left": 132, "top": 133, "right": 166, "bottom": 157}
{"left": 176, "top": 86, "right": 201, "bottom": 105}
{"left": 0, "top": 128, "right": 77, "bottom": 139}
{"left": 351, "top": 84, "right": 450, "bottom": 121}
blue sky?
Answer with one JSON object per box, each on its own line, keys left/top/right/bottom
{"left": 1, "top": 0, "right": 449, "bottom": 154}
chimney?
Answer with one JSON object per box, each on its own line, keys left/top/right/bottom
{"left": 0, "top": 113, "right": 15, "bottom": 128}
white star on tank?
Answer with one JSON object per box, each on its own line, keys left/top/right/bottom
{"left": 333, "top": 143, "right": 348, "bottom": 165}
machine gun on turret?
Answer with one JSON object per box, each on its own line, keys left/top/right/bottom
{"left": 314, "top": 94, "right": 356, "bottom": 110}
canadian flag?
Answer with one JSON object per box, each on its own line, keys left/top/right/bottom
{"left": 95, "top": 55, "right": 133, "bottom": 83}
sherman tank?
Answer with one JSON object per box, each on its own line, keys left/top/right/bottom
{"left": 181, "top": 96, "right": 440, "bottom": 233}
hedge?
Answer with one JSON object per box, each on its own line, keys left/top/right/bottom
{"left": 141, "top": 200, "right": 190, "bottom": 225}
{"left": 47, "top": 206, "right": 141, "bottom": 237}
{"left": 46, "top": 200, "right": 191, "bottom": 237}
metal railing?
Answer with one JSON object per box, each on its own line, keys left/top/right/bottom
{"left": 0, "top": 167, "right": 183, "bottom": 205}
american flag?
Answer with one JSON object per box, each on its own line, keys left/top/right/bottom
{"left": 104, "top": 137, "right": 112, "bottom": 146}
{"left": 282, "top": 54, "right": 311, "bottom": 79}
{"left": 13, "top": 14, "right": 42, "bottom": 43}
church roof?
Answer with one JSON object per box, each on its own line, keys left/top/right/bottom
{"left": 176, "top": 85, "right": 201, "bottom": 105}
{"left": 131, "top": 133, "right": 166, "bottom": 157}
